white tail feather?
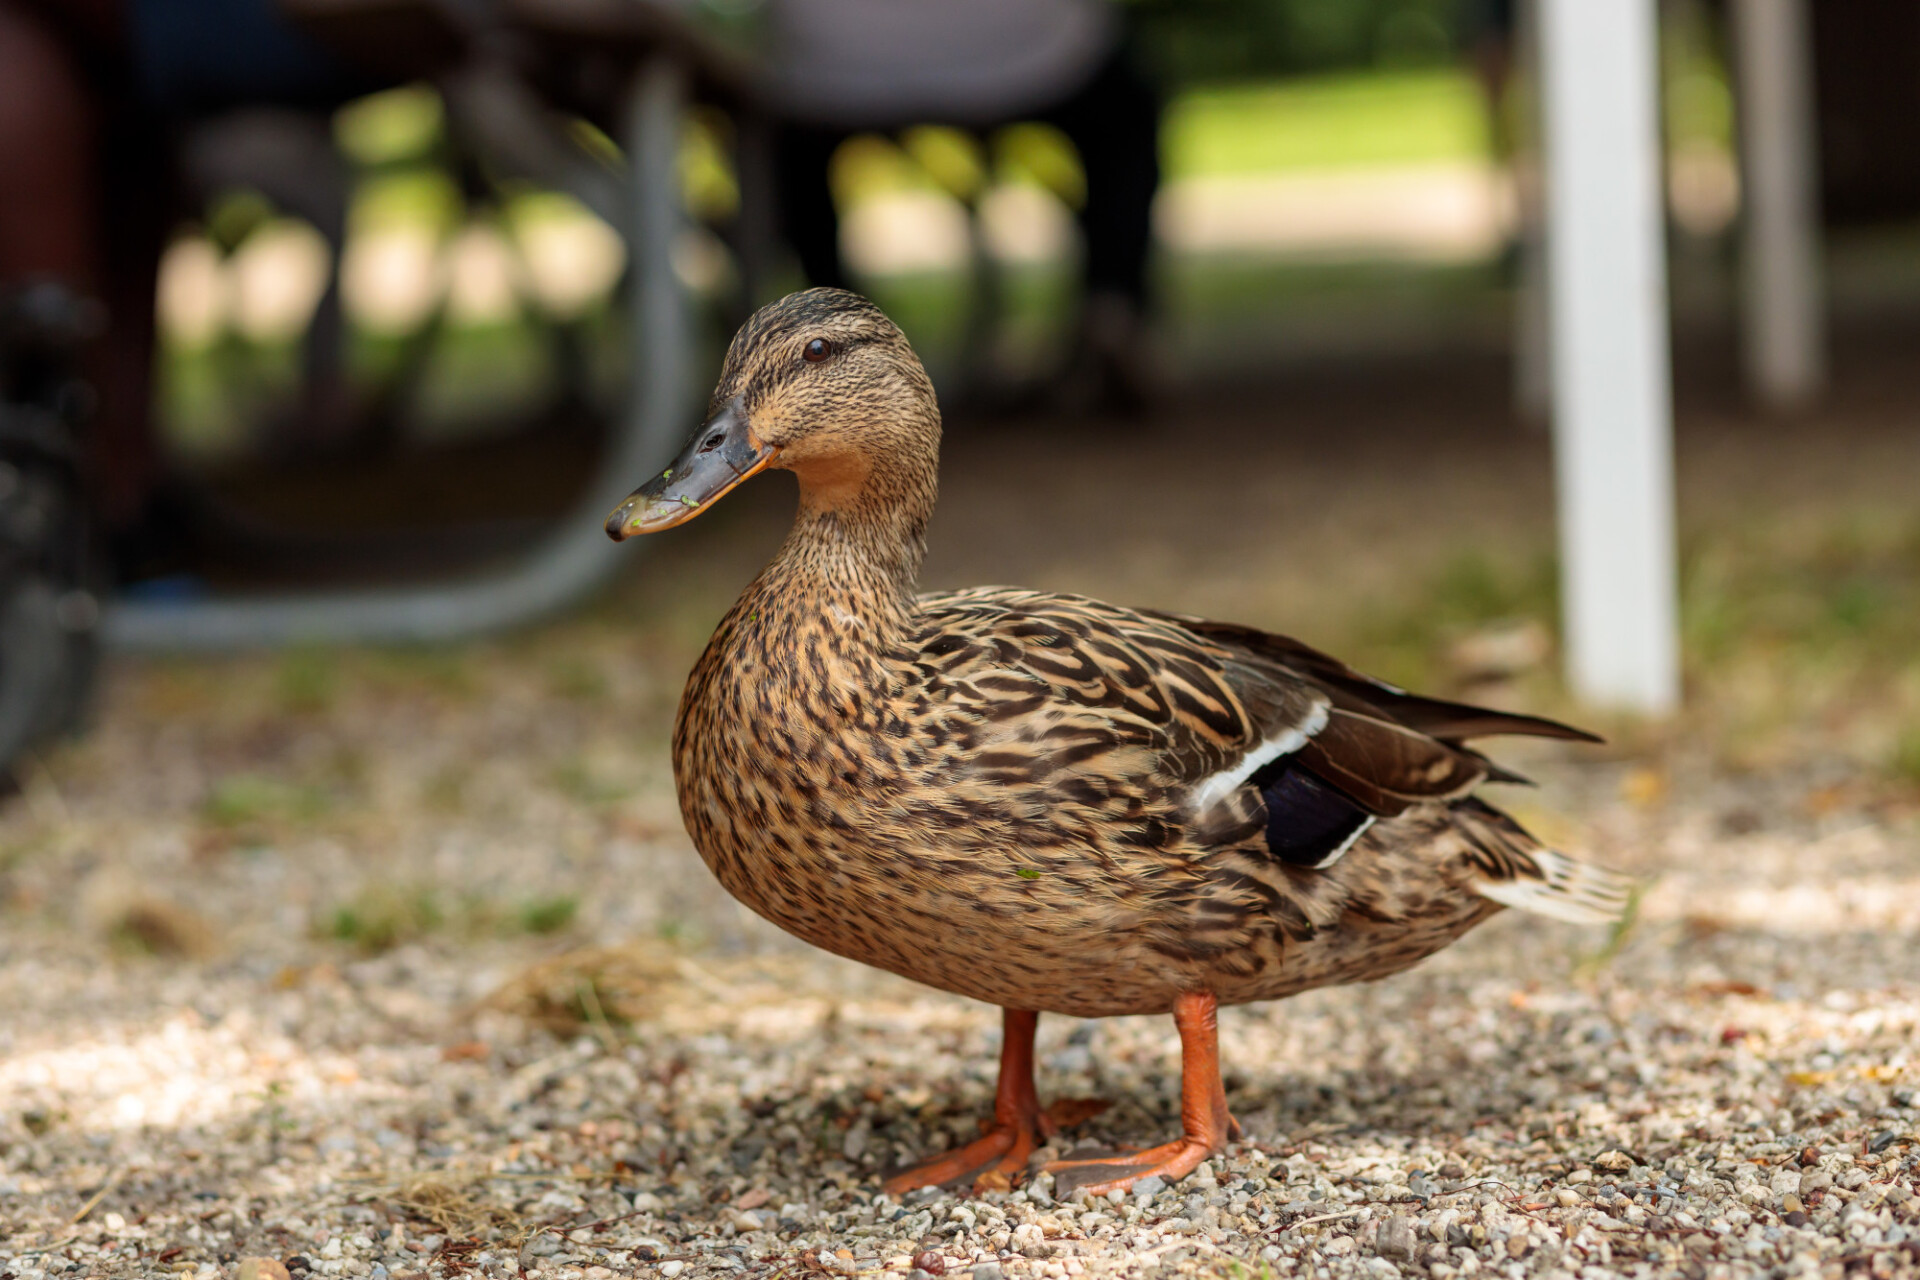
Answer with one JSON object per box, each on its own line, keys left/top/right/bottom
{"left": 1475, "top": 849, "right": 1634, "bottom": 925}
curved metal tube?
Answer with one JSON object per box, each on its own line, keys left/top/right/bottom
{"left": 105, "top": 56, "right": 691, "bottom": 651}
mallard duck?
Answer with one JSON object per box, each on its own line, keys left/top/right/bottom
{"left": 606, "top": 288, "right": 1630, "bottom": 1197}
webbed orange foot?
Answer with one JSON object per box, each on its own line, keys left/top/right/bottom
{"left": 883, "top": 1094, "right": 1113, "bottom": 1193}
{"left": 1044, "top": 1136, "right": 1218, "bottom": 1197}
{"left": 883, "top": 1119, "right": 1042, "bottom": 1194}
{"left": 882, "top": 1009, "right": 1062, "bottom": 1194}
{"left": 1042, "top": 991, "right": 1234, "bottom": 1199}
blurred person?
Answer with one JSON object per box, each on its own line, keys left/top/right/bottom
{"left": 762, "top": 0, "right": 1162, "bottom": 411}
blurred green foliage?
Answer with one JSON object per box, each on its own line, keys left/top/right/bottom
{"left": 1343, "top": 548, "right": 1557, "bottom": 694}
{"left": 276, "top": 648, "right": 339, "bottom": 715}
{"left": 902, "top": 127, "right": 989, "bottom": 201}
{"left": 1129, "top": 0, "right": 1466, "bottom": 84}
{"left": 335, "top": 85, "right": 445, "bottom": 167}
{"left": 323, "top": 883, "right": 583, "bottom": 953}
{"left": 1163, "top": 70, "right": 1487, "bottom": 178}
{"left": 203, "top": 774, "right": 334, "bottom": 829}
{"left": 324, "top": 883, "right": 445, "bottom": 953}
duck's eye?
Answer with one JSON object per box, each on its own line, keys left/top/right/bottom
{"left": 803, "top": 338, "right": 832, "bottom": 363}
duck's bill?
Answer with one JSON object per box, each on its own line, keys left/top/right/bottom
{"left": 605, "top": 400, "right": 778, "bottom": 539}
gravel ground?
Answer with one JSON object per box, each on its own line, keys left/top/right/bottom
{"left": 4, "top": 383, "right": 1918, "bottom": 1280}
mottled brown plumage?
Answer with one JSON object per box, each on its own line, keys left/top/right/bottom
{"left": 607, "top": 288, "right": 1631, "bottom": 1195}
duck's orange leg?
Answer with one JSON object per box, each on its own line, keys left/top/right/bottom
{"left": 1043, "top": 990, "right": 1235, "bottom": 1197}
{"left": 884, "top": 1009, "right": 1055, "bottom": 1194}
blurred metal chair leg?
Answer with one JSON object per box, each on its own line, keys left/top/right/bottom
{"left": 104, "top": 53, "right": 692, "bottom": 650}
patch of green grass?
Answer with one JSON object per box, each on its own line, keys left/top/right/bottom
{"left": 515, "top": 895, "right": 580, "bottom": 936}
{"left": 422, "top": 763, "right": 470, "bottom": 813}
{"left": 322, "top": 884, "right": 583, "bottom": 953}
{"left": 1323, "top": 508, "right": 1920, "bottom": 766}
{"left": 549, "top": 759, "right": 632, "bottom": 808}
{"left": 1680, "top": 512, "right": 1920, "bottom": 694}
{"left": 1888, "top": 726, "right": 1920, "bottom": 788}
{"left": 1163, "top": 69, "right": 1490, "bottom": 180}
{"left": 369, "top": 649, "right": 478, "bottom": 701}
{"left": 1210, "top": 1259, "right": 1282, "bottom": 1280}
{"left": 203, "top": 774, "right": 334, "bottom": 828}
{"left": 250, "top": 1079, "right": 301, "bottom": 1135}
{"left": 1343, "top": 548, "right": 1558, "bottom": 692}
{"left": 325, "top": 883, "right": 446, "bottom": 953}
{"left": 654, "top": 917, "right": 694, "bottom": 947}
{"left": 544, "top": 655, "right": 610, "bottom": 702}
{"left": 276, "top": 647, "right": 339, "bottom": 714}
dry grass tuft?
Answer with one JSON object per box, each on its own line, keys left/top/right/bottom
{"left": 481, "top": 942, "right": 684, "bottom": 1034}
{"left": 383, "top": 1175, "right": 524, "bottom": 1238}
{"left": 107, "top": 898, "right": 219, "bottom": 959}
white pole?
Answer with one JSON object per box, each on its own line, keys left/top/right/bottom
{"left": 1538, "top": 0, "right": 1681, "bottom": 713}
{"left": 1732, "top": 0, "right": 1824, "bottom": 410}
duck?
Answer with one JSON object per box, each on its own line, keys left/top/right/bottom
{"left": 605, "top": 288, "right": 1631, "bottom": 1197}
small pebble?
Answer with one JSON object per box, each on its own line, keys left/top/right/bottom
{"left": 911, "top": 1251, "right": 947, "bottom": 1276}
{"left": 518, "top": 1234, "right": 564, "bottom": 1269}
{"left": 661, "top": 1262, "right": 687, "bottom": 1278}
{"left": 1376, "top": 1214, "right": 1414, "bottom": 1259}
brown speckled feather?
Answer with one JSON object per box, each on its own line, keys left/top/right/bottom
{"left": 655, "top": 289, "right": 1630, "bottom": 1021}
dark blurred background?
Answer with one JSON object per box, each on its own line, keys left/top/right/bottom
{"left": 2, "top": 0, "right": 1918, "bottom": 777}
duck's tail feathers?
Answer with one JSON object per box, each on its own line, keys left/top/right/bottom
{"left": 1475, "top": 848, "right": 1635, "bottom": 926}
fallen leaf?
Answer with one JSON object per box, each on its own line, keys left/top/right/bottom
{"left": 1621, "top": 768, "right": 1668, "bottom": 808}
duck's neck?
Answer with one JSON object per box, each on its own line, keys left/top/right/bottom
{"left": 747, "top": 449, "right": 936, "bottom": 643}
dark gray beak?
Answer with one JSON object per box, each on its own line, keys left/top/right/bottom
{"left": 605, "top": 398, "right": 779, "bottom": 539}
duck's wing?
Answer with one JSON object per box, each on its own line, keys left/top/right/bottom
{"left": 913, "top": 588, "right": 1513, "bottom": 822}
{"left": 1143, "top": 612, "right": 1600, "bottom": 748}
{"left": 909, "top": 587, "right": 1320, "bottom": 798}
{"left": 913, "top": 589, "right": 1626, "bottom": 924}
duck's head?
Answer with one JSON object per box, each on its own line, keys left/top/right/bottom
{"left": 606, "top": 288, "right": 939, "bottom": 539}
